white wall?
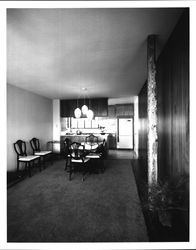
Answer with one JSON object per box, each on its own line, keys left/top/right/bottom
{"left": 7, "top": 84, "right": 53, "bottom": 172}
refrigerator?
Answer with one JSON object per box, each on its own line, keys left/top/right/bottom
{"left": 117, "top": 118, "right": 133, "bottom": 149}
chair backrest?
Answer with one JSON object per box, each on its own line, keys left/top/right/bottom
{"left": 13, "top": 140, "right": 27, "bottom": 157}
{"left": 69, "top": 142, "right": 85, "bottom": 161}
{"left": 102, "top": 139, "right": 106, "bottom": 147}
{"left": 63, "top": 138, "right": 70, "bottom": 156}
{"left": 85, "top": 134, "right": 98, "bottom": 146}
{"left": 30, "top": 137, "right": 40, "bottom": 153}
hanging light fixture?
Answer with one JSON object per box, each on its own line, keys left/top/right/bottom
{"left": 87, "top": 109, "right": 94, "bottom": 119}
{"left": 81, "top": 104, "right": 88, "bottom": 115}
{"left": 74, "top": 88, "right": 94, "bottom": 119}
{"left": 81, "top": 88, "right": 88, "bottom": 115}
{"left": 74, "top": 99, "right": 81, "bottom": 118}
{"left": 86, "top": 97, "right": 94, "bottom": 119}
{"left": 74, "top": 107, "right": 81, "bottom": 119}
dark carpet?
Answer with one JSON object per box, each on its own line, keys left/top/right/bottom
{"left": 7, "top": 159, "right": 148, "bottom": 242}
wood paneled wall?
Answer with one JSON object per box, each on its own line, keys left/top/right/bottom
{"left": 157, "top": 9, "right": 189, "bottom": 180}
{"left": 138, "top": 9, "right": 189, "bottom": 181}
{"left": 138, "top": 82, "right": 148, "bottom": 182}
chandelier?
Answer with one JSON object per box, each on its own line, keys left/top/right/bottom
{"left": 74, "top": 88, "right": 94, "bottom": 119}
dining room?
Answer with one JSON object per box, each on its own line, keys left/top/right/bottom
{"left": 4, "top": 4, "right": 191, "bottom": 249}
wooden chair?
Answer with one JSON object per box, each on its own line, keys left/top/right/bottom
{"left": 30, "top": 138, "right": 52, "bottom": 168}
{"left": 85, "top": 134, "right": 99, "bottom": 152}
{"left": 86, "top": 140, "right": 105, "bottom": 173}
{"left": 63, "top": 138, "right": 71, "bottom": 171}
{"left": 68, "top": 142, "right": 90, "bottom": 181}
{"left": 13, "top": 140, "right": 40, "bottom": 177}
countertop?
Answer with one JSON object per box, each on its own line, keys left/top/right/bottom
{"left": 61, "top": 133, "right": 110, "bottom": 137}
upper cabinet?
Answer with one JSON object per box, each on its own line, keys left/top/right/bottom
{"left": 60, "top": 99, "right": 77, "bottom": 117}
{"left": 108, "top": 104, "right": 134, "bottom": 117}
{"left": 108, "top": 105, "right": 116, "bottom": 118}
{"left": 115, "top": 104, "right": 134, "bottom": 116}
{"left": 91, "top": 98, "right": 108, "bottom": 117}
{"left": 60, "top": 99, "right": 134, "bottom": 118}
{"left": 60, "top": 98, "right": 108, "bottom": 117}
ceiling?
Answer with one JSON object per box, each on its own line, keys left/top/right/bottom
{"left": 7, "top": 8, "right": 184, "bottom": 100}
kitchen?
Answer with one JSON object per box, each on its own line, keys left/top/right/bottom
{"left": 53, "top": 97, "right": 136, "bottom": 154}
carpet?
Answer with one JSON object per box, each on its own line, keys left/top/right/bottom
{"left": 7, "top": 159, "right": 148, "bottom": 242}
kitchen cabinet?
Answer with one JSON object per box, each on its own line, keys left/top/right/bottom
{"left": 60, "top": 99, "right": 77, "bottom": 117}
{"left": 115, "top": 104, "right": 134, "bottom": 116}
{"left": 108, "top": 133, "right": 117, "bottom": 149}
{"left": 108, "top": 104, "right": 134, "bottom": 118}
{"left": 90, "top": 98, "right": 108, "bottom": 117}
{"left": 108, "top": 105, "right": 116, "bottom": 117}
{"left": 60, "top": 98, "right": 108, "bottom": 117}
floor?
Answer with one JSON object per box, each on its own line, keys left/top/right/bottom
{"left": 7, "top": 155, "right": 148, "bottom": 242}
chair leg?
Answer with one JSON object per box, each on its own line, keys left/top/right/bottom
{"left": 24, "top": 162, "right": 27, "bottom": 176}
{"left": 82, "top": 166, "right": 85, "bottom": 181}
{"left": 17, "top": 161, "right": 21, "bottom": 178}
{"left": 69, "top": 163, "right": 72, "bottom": 181}
{"left": 28, "top": 162, "right": 32, "bottom": 177}
{"left": 50, "top": 153, "right": 53, "bottom": 165}
{"left": 82, "top": 163, "right": 88, "bottom": 181}
{"left": 40, "top": 156, "right": 46, "bottom": 169}
{"left": 39, "top": 157, "right": 42, "bottom": 172}
{"left": 64, "top": 158, "right": 67, "bottom": 171}
{"left": 100, "top": 158, "right": 104, "bottom": 173}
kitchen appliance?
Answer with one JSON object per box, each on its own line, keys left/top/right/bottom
{"left": 117, "top": 118, "right": 133, "bottom": 149}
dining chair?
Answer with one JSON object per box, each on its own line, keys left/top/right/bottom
{"left": 13, "top": 140, "right": 41, "bottom": 177}
{"left": 30, "top": 137, "right": 52, "bottom": 168}
{"left": 86, "top": 141, "right": 105, "bottom": 173}
{"left": 85, "top": 134, "right": 99, "bottom": 152}
{"left": 68, "top": 142, "right": 90, "bottom": 181}
{"left": 63, "top": 138, "right": 71, "bottom": 171}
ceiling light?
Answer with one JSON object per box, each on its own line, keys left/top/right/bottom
{"left": 74, "top": 88, "right": 94, "bottom": 119}
{"left": 81, "top": 104, "right": 88, "bottom": 115}
{"left": 74, "top": 107, "right": 81, "bottom": 119}
{"left": 87, "top": 109, "right": 94, "bottom": 120}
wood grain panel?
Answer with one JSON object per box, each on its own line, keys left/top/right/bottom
{"left": 138, "top": 82, "right": 148, "bottom": 182}
{"left": 115, "top": 104, "right": 134, "bottom": 117}
{"left": 138, "top": 9, "right": 189, "bottom": 182}
{"left": 108, "top": 105, "right": 116, "bottom": 118}
{"left": 157, "top": 9, "right": 189, "bottom": 180}
{"left": 60, "top": 98, "right": 108, "bottom": 117}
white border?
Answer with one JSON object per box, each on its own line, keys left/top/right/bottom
{"left": 1, "top": 1, "right": 196, "bottom": 250}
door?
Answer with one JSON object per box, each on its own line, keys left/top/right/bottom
{"left": 117, "top": 117, "right": 133, "bottom": 149}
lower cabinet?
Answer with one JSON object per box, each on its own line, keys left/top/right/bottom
{"left": 108, "top": 133, "right": 117, "bottom": 149}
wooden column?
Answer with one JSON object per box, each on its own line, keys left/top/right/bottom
{"left": 147, "top": 35, "right": 158, "bottom": 186}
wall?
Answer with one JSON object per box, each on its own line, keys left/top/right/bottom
{"left": 133, "top": 96, "right": 139, "bottom": 158}
{"left": 156, "top": 9, "right": 189, "bottom": 180}
{"left": 138, "top": 9, "right": 189, "bottom": 181}
{"left": 7, "top": 84, "right": 53, "bottom": 172}
{"left": 138, "top": 82, "right": 148, "bottom": 182}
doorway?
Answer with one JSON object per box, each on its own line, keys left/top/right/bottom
{"left": 117, "top": 117, "right": 134, "bottom": 149}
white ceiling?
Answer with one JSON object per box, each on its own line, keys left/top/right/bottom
{"left": 7, "top": 8, "right": 183, "bottom": 100}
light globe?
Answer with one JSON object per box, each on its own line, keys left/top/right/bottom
{"left": 87, "top": 109, "right": 94, "bottom": 120}
{"left": 74, "top": 108, "right": 81, "bottom": 118}
{"left": 81, "top": 104, "right": 88, "bottom": 115}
